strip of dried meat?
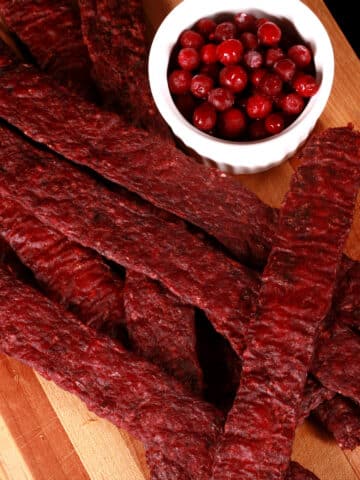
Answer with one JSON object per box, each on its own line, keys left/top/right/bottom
{"left": 0, "top": 0, "right": 96, "bottom": 99}
{"left": 0, "top": 193, "right": 124, "bottom": 333}
{"left": 312, "top": 321, "right": 360, "bottom": 404}
{"left": 78, "top": 0, "right": 170, "bottom": 137}
{"left": 0, "top": 41, "right": 276, "bottom": 266}
{"left": 0, "top": 264, "right": 223, "bottom": 480}
{"left": 285, "top": 462, "right": 319, "bottom": 480}
{"left": 298, "top": 375, "right": 334, "bottom": 424}
{"left": 124, "top": 272, "right": 202, "bottom": 395}
{"left": 314, "top": 395, "right": 360, "bottom": 450}
{"left": 335, "top": 261, "right": 360, "bottom": 332}
{"left": 211, "top": 127, "right": 360, "bottom": 480}
{"left": 0, "top": 124, "right": 260, "bottom": 356}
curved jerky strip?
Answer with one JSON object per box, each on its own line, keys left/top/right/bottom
{"left": 0, "top": 194, "right": 124, "bottom": 332}
{"left": 0, "top": 0, "right": 96, "bottom": 99}
{"left": 124, "top": 272, "right": 203, "bottom": 395}
{"left": 211, "top": 127, "right": 360, "bottom": 480}
{"left": 312, "top": 321, "right": 360, "bottom": 404}
{"left": 298, "top": 375, "right": 334, "bottom": 424}
{"left": 0, "top": 43, "right": 276, "bottom": 266}
{"left": 0, "top": 125, "right": 260, "bottom": 356}
{"left": 0, "top": 265, "right": 223, "bottom": 480}
{"left": 78, "top": 0, "right": 170, "bottom": 137}
{"left": 336, "top": 261, "right": 360, "bottom": 332}
{"left": 314, "top": 395, "right": 360, "bottom": 451}
{"left": 285, "top": 462, "right": 319, "bottom": 480}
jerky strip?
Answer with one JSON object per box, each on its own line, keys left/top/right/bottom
{"left": 211, "top": 127, "right": 360, "bottom": 480}
{"left": 335, "top": 260, "right": 360, "bottom": 332}
{"left": 312, "top": 321, "right": 360, "bottom": 404}
{"left": 0, "top": 194, "right": 124, "bottom": 332}
{"left": 78, "top": 0, "right": 170, "bottom": 137}
{"left": 124, "top": 272, "right": 202, "bottom": 395}
{"left": 285, "top": 462, "right": 319, "bottom": 480}
{"left": 314, "top": 395, "right": 360, "bottom": 450}
{"left": 0, "top": 264, "right": 222, "bottom": 480}
{"left": 0, "top": 125, "right": 260, "bottom": 355}
{"left": 0, "top": 42, "right": 276, "bottom": 266}
{"left": 0, "top": 0, "right": 95, "bottom": 99}
{"left": 298, "top": 375, "right": 334, "bottom": 424}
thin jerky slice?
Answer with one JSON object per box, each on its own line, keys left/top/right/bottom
{"left": 79, "top": 0, "right": 170, "bottom": 137}
{"left": 314, "top": 395, "right": 360, "bottom": 450}
{"left": 0, "top": 194, "right": 124, "bottom": 332}
{"left": 0, "top": 265, "right": 222, "bottom": 480}
{"left": 0, "top": 43, "right": 276, "bottom": 266}
{"left": 336, "top": 261, "right": 360, "bottom": 332}
{"left": 0, "top": 125, "right": 260, "bottom": 356}
{"left": 211, "top": 127, "right": 360, "bottom": 480}
{"left": 298, "top": 375, "right": 334, "bottom": 424}
{"left": 285, "top": 462, "right": 319, "bottom": 480}
{"left": 124, "top": 272, "right": 202, "bottom": 395}
{"left": 0, "top": 0, "right": 95, "bottom": 99}
{"left": 312, "top": 321, "right": 360, "bottom": 404}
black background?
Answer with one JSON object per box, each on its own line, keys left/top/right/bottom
{"left": 324, "top": 1, "right": 359, "bottom": 57}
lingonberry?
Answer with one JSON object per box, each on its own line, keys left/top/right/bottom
{"left": 190, "top": 74, "right": 214, "bottom": 99}
{"left": 193, "top": 102, "right": 217, "bottom": 131}
{"left": 288, "top": 44, "right": 312, "bottom": 68}
{"left": 168, "top": 69, "right": 192, "bottom": 95}
{"left": 218, "top": 108, "right": 247, "bottom": 138}
{"left": 216, "top": 39, "right": 244, "bottom": 65}
{"left": 219, "top": 65, "right": 248, "bottom": 93}
{"left": 246, "top": 93, "right": 272, "bottom": 119}
{"left": 177, "top": 47, "right": 200, "bottom": 71}
{"left": 208, "top": 87, "right": 235, "bottom": 111}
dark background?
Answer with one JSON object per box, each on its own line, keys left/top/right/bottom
{"left": 324, "top": 1, "right": 359, "bottom": 56}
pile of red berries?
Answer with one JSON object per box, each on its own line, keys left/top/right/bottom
{"left": 168, "top": 12, "right": 319, "bottom": 141}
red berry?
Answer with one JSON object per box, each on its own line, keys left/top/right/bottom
{"left": 280, "top": 92, "right": 305, "bottom": 114}
{"left": 213, "top": 22, "right": 237, "bottom": 42}
{"left": 259, "top": 72, "right": 283, "bottom": 96}
{"left": 193, "top": 102, "right": 217, "bottom": 131}
{"left": 179, "top": 30, "right": 205, "bottom": 49}
{"left": 249, "top": 120, "right": 267, "bottom": 139}
{"left": 265, "top": 48, "right": 285, "bottom": 68}
{"left": 175, "top": 93, "right": 196, "bottom": 121}
{"left": 246, "top": 93, "right": 272, "bottom": 119}
{"left": 288, "top": 44, "right": 312, "bottom": 68}
{"left": 257, "top": 21, "right": 282, "bottom": 46}
{"left": 234, "top": 12, "right": 257, "bottom": 32}
{"left": 250, "top": 68, "right": 267, "bottom": 87}
{"left": 273, "top": 58, "right": 296, "bottom": 82}
{"left": 190, "top": 74, "right": 214, "bottom": 99}
{"left": 218, "top": 108, "right": 247, "bottom": 138}
{"left": 240, "top": 32, "right": 259, "bottom": 50}
{"left": 216, "top": 39, "right": 244, "bottom": 65}
{"left": 264, "top": 112, "right": 285, "bottom": 134}
{"left": 208, "top": 87, "right": 235, "bottom": 111}
{"left": 178, "top": 47, "right": 200, "bottom": 71}
{"left": 168, "top": 69, "right": 192, "bottom": 95}
{"left": 292, "top": 73, "right": 319, "bottom": 97}
{"left": 196, "top": 18, "right": 217, "bottom": 38}
{"left": 219, "top": 65, "right": 248, "bottom": 93}
{"left": 200, "top": 43, "right": 217, "bottom": 64}
{"left": 244, "top": 50, "right": 263, "bottom": 69}
{"left": 200, "top": 62, "right": 220, "bottom": 80}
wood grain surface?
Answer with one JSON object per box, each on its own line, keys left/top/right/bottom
{"left": 1, "top": 0, "right": 360, "bottom": 479}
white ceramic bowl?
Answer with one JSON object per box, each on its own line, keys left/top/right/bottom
{"left": 149, "top": 0, "right": 334, "bottom": 174}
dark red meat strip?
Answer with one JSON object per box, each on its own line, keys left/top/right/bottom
{"left": 0, "top": 264, "right": 223, "bottom": 480}
{"left": 0, "top": 124, "right": 260, "bottom": 356}
{"left": 285, "top": 462, "right": 319, "bottom": 480}
{"left": 211, "top": 127, "right": 360, "bottom": 480}
{"left": 312, "top": 321, "right": 360, "bottom": 404}
{"left": 314, "top": 395, "right": 360, "bottom": 450}
{"left": 124, "top": 272, "right": 202, "bottom": 395}
{"left": 0, "top": 193, "right": 124, "bottom": 332}
{"left": 0, "top": 0, "right": 95, "bottom": 99}
{"left": 298, "top": 375, "right": 334, "bottom": 424}
{"left": 78, "top": 0, "right": 170, "bottom": 137}
{"left": 0, "top": 42, "right": 276, "bottom": 266}
{"left": 336, "top": 261, "right": 360, "bottom": 332}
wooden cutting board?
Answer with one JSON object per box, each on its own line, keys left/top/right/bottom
{"left": 0, "top": 1, "right": 359, "bottom": 479}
